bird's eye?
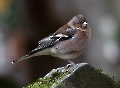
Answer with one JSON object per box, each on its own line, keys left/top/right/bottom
{"left": 78, "top": 21, "right": 83, "bottom": 24}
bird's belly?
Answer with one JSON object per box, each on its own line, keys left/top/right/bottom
{"left": 52, "top": 53, "right": 81, "bottom": 60}
{"left": 50, "top": 47, "right": 83, "bottom": 60}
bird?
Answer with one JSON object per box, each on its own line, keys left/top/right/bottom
{"left": 11, "top": 14, "right": 91, "bottom": 64}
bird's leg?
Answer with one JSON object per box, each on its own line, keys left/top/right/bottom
{"left": 67, "top": 60, "right": 75, "bottom": 65}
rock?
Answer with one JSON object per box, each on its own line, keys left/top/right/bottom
{"left": 24, "top": 63, "right": 120, "bottom": 88}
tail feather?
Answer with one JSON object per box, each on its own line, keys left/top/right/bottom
{"left": 11, "top": 54, "right": 34, "bottom": 64}
{"left": 11, "top": 45, "right": 49, "bottom": 64}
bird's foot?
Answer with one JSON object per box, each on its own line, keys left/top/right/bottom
{"left": 67, "top": 60, "right": 75, "bottom": 65}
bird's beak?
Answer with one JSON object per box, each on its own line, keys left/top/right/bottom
{"left": 82, "top": 22, "right": 88, "bottom": 27}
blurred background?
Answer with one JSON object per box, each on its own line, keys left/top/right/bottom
{"left": 0, "top": 0, "right": 120, "bottom": 88}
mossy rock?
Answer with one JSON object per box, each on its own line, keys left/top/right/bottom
{"left": 23, "top": 63, "right": 120, "bottom": 88}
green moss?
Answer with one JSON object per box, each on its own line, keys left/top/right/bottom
{"left": 23, "top": 78, "right": 52, "bottom": 88}
{"left": 23, "top": 64, "right": 75, "bottom": 88}
{"left": 97, "top": 68, "right": 103, "bottom": 73}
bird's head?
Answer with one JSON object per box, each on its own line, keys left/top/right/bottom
{"left": 68, "top": 14, "right": 91, "bottom": 38}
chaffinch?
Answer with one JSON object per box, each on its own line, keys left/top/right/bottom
{"left": 12, "top": 14, "right": 91, "bottom": 64}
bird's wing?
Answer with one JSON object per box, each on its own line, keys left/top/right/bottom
{"left": 37, "top": 28, "right": 78, "bottom": 51}
{"left": 38, "top": 34, "right": 72, "bottom": 49}
{"left": 28, "top": 33, "right": 73, "bottom": 55}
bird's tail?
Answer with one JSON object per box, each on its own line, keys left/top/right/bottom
{"left": 11, "top": 46, "right": 48, "bottom": 64}
{"left": 11, "top": 54, "right": 34, "bottom": 64}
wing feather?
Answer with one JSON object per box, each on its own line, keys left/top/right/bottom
{"left": 28, "top": 34, "right": 72, "bottom": 55}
